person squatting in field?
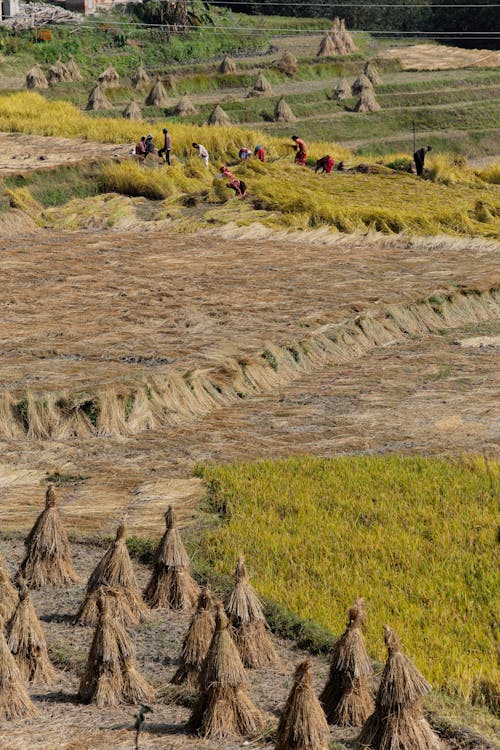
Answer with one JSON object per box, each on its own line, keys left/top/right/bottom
{"left": 193, "top": 142, "right": 209, "bottom": 167}
{"left": 292, "top": 135, "right": 307, "bottom": 165}
{"left": 239, "top": 147, "right": 252, "bottom": 160}
{"left": 158, "top": 128, "right": 172, "bottom": 165}
{"left": 135, "top": 135, "right": 146, "bottom": 156}
{"left": 413, "top": 145, "right": 432, "bottom": 177}
{"left": 315, "top": 155, "right": 335, "bottom": 174}
{"left": 254, "top": 144, "right": 266, "bottom": 162}
{"left": 144, "top": 134, "right": 155, "bottom": 155}
{"left": 220, "top": 166, "right": 247, "bottom": 198}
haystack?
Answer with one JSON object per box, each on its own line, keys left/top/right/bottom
{"left": 249, "top": 71, "right": 273, "bottom": 97}
{"left": 0, "top": 554, "right": 18, "bottom": 623}
{"left": 25, "top": 64, "right": 48, "bottom": 90}
{"left": 122, "top": 100, "right": 142, "bottom": 120}
{"left": 145, "top": 76, "right": 169, "bottom": 107}
{"left": 175, "top": 94, "right": 198, "bottom": 115}
{"left": 132, "top": 63, "right": 150, "bottom": 90}
{"left": 219, "top": 54, "right": 236, "bottom": 74}
{"left": 208, "top": 104, "right": 231, "bottom": 127}
{"left": 79, "top": 593, "right": 154, "bottom": 707}
{"left": 354, "top": 88, "right": 380, "bottom": 113}
{"left": 86, "top": 83, "right": 112, "bottom": 112}
{"left": 0, "top": 629, "right": 36, "bottom": 720}
{"left": 189, "top": 602, "right": 264, "bottom": 739}
{"left": 144, "top": 505, "right": 200, "bottom": 610}
{"left": 364, "top": 61, "right": 382, "bottom": 85}
{"left": 76, "top": 521, "right": 148, "bottom": 626}
{"left": 18, "top": 484, "right": 77, "bottom": 589}
{"left": 317, "top": 33, "right": 337, "bottom": 58}
{"left": 47, "top": 58, "right": 70, "bottom": 85}
{"left": 275, "top": 96, "right": 297, "bottom": 123}
{"left": 332, "top": 77, "right": 351, "bottom": 100}
{"left": 320, "top": 599, "right": 374, "bottom": 726}
{"left": 226, "top": 556, "right": 278, "bottom": 668}
{"left": 277, "top": 50, "right": 298, "bottom": 76}
{"left": 66, "top": 54, "right": 83, "bottom": 82}
{"left": 276, "top": 660, "right": 330, "bottom": 750}
{"left": 340, "top": 18, "right": 357, "bottom": 53}
{"left": 7, "top": 578, "right": 56, "bottom": 684}
{"left": 357, "top": 626, "right": 442, "bottom": 750}
{"left": 352, "top": 73, "right": 373, "bottom": 96}
{"left": 171, "top": 585, "right": 215, "bottom": 688}
{"left": 98, "top": 65, "right": 120, "bottom": 88}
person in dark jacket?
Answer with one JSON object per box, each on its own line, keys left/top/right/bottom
{"left": 158, "top": 128, "right": 172, "bottom": 165}
{"left": 413, "top": 145, "right": 432, "bottom": 177}
{"left": 145, "top": 134, "right": 155, "bottom": 155}
{"left": 315, "top": 155, "right": 334, "bottom": 174}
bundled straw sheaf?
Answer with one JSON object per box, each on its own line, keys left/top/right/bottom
{"left": 275, "top": 97, "right": 297, "bottom": 123}
{"left": 99, "top": 65, "right": 120, "bottom": 88}
{"left": 171, "top": 585, "right": 216, "bottom": 688}
{"left": 144, "top": 506, "right": 200, "bottom": 610}
{"left": 175, "top": 95, "right": 198, "bottom": 115}
{"left": 79, "top": 593, "right": 154, "bottom": 707}
{"left": 226, "top": 556, "right": 278, "bottom": 668}
{"left": 208, "top": 104, "right": 231, "bottom": 127}
{"left": 7, "top": 578, "right": 56, "bottom": 684}
{"left": 0, "top": 554, "right": 18, "bottom": 623}
{"left": 76, "top": 521, "right": 148, "bottom": 626}
{"left": 189, "top": 602, "right": 264, "bottom": 739}
{"left": 18, "top": 484, "right": 77, "bottom": 589}
{"left": 219, "top": 54, "right": 236, "bottom": 74}
{"left": 352, "top": 73, "right": 373, "bottom": 96}
{"left": 355, "top": 89, "right": 381, "bottom": 113}
{"left": 248, "top": 71, "right": 273, "bottom": 97}
{"left": 320, "top": 599, "right": 374, "bottom": 726}
{"left": 364, "top": 61, "right": 382, "bottom": 85}
{"left": 332, "top": 77, "right": 351, "bottom": 101}
{"left": 26, "top": 64, "right": 48, "bottom": 90}
{"left": 276, "top": 660, "right": 330, "bottom": 750}
{"left": 145, "top": 76, "right": 169, "bottom": 107}
{"left": 66, "top": 55, "right": 83, "bottom": 82}
{"left": 86, "top": 83, "right": 112, "bottom": 112}
{"left": 47, "top": 58, "right": 71, "bottom": 85}
{"left": 0, "top": 629, "right": 36, "bottom": 720}
{"left": 277, "top": 50, "right": 298, "bottom": 76}
{"left": 132, "top": 63, "right": 150, "bottom": 89}
{"left": 122, "top": 101, "right": 142, "bottom": 120}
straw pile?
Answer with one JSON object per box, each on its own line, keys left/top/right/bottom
{"left": 25, "top": 64, "right": 48, "bottom": 90}
{"left": 7, "top": 578, "right": 56, "bottom": 684}
{"left": 226, "top": 556, "right": 278, "bottom": 668}
{"left": 175, "top": 94, "right": 198, "bottom": 115}
{"left": 275, "top": 96, "right": 297, "bottom": 123}
{"left": 354, "top": 88, "right": 381, "bottom": 113}
{"left": 189, "top": 602, "right": 264, "bottom": 739}
{"left": 332, "top": 77, "right": 351, "bottom": 100}
{"left": 318, "top": 17, "right": 356, "bottom": 57}
{"left": 47, "top": 58, "right": 70, "bottom": 85}
{"left": 76, "top": 584, "right": 138, "bottom": 628}
{"left": 145, "top": 76, "right": 169, "bottom": 107}
{"left": 364, "top": 61, "right": 382, "bottom": 85}
{"left": 0, "top": 554, "right": 18, "bottom": 622}
{"left": 98, "top": 65, "right": 120, "bottom": 88}
{"left": 248, "top": 71, "right": 273, "bottom": 97}
{"left": 0, "top": 629, "right": 36, "bottom": 720}
{"left": 144, "top": 506, "right": 200, "bottom": 610}
{"left": 122, "top": 100, "right": 142, "bottom": 120}
{"left": 276, "top": 660, "right": 330, "bottom": 750}
{"left": 79, "top": 593, "right": 154, "bottom": 707}
{"left": 277, "top": 50, "right": 298, "bottom": 76}
{"left": 132, "top": 63, "right": 150, "bottom": 89}
{"left": 357, "top": 626, "right": 442, "bottom": 750}
{"left": 219, "top": 54, "right": 236, "bottom": 74}
{"left": 18, "top": 484, "right": 77, "bottom": 589}
{"left": 320, "top": 599, "right": 374, "bottom": 726}
{"left": 86, "top": 83, "right": 112, "bottom": 112}
{"left": 66, "top": 54, "right": 83, "bottom": 82}
{"left": 171, "top": 585, "right": 216, "bottom": 688}
{"left": 352, "top": 73, "right": 373, "bottom": 96}
{"left": 76, "top": 521, "right": 148, "bottom": 626}
{"left": 208, "top": 104, "right": 231, "bottom": 126}
{"left": 317, "top": 33, "right": 337, "bottom": 58}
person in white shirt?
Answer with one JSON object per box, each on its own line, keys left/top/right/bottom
{"left": 192, "top": 142, "right": 209, "bottom": 168}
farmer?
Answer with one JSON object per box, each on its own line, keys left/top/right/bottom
{"left": 158, "top": 127, "right": 172, "bottom": 165}
{"left": 221, "top": 165, "right": 247, "bottom": 198}
{"left": 254, "top": 144, "right": 266, "bottom": 162}
{"left": 135, "top": 135, "right": 146, "bottom": 156}
{"left": 315, "top": 155, "right": 334, "bottom": 174}
{"left": 193, "top": 142, "right": 209, "bottom": 168}
{"left": 144, "top": 133, "right": 155, "bottom": 155}
{"left": 238, "top": 147, "right": 252, "bottom": 161}
{"left": 413, "top": 145, "right": 432, "bottom": 177}
{"left": 292, "top": 135, "right": 307, "bottom": 165}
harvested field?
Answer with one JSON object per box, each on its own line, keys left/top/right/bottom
{"left": 381, "top": 43, "right": 500, "bottom": 71}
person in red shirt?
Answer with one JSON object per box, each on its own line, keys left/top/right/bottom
{"left": 254, "top": 144, "right": 265, "bottom": 162}
{"left": 220, "top": 166, "right": 247, "bottom": 198}
{"left": 315, "top": 155, "right": 335, "bottom": 174}
{"left": 292, "top": 135, "right": 307, "bottom": 165}
{"left": 135, "top": 136, "right": 146, "bottom": 156}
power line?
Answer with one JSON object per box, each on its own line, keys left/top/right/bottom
{"left": 203, "top": 0, "right": 498, "bottom": 5}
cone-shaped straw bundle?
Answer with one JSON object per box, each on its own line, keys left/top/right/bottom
{"left": 79, "top": 593, "right": 154, "bottom": 707}
{"left": 352, "top": 73, "right": 373, "bottom": 96}
{"left": 26, "top": 64, "right": 48, "bottom": 90}
{"left": 86, "top": 83, "right": 112, "bottom": 112}
{"left": 249, "top": 71, "right": 273, "bottom": 97}
{"left": 0, "top": 554, "right": 18, "bottom": 622}
{"left": 145, "top": 76, "right": 169, "bottom": 107}
{"left": 7, "top": 578, "right": 56, "bottom": 684}
{"left": 18, "top": 484, "right": 77, "bottom": 589}
{"left": 277, "top": 50, "right": 298, "bottom": 76}
{"left": 175, "top": 95, "right": 198, "bottom": 115}
{"left": 354, "top": 88, "right": 380, "bottom": 113}
{"left": 320, "top": 599, "right": 374, "bottom": 726}
{"left": 357, "top": 626, "right": 441, "bottom": 750}
{"left": 208, "top": 104, "right": 231, "bottom": 127}
{"left": 66, "top": 55, "right": 83, "bottom": 82}
{"left": 0, "top": 629, "right": 36, "bottom": 720}
{"left": 275, "top": 96, "right": 297, "bottom": 123}
{"left": 47, "top": 58, "right": 70, "bottom": 85}
{"left": 317, "top": 33, "right": 337, "bottom": 58}
{"left": 332, "top": 77, "right": 351, "bottom": 100}
{"left": 219, "top": 54, "right": 236, "bottom": 74}
{"left": 226, "top": 556, "right": 278, "bottom": 668}
{"left": 189, "top": 602, "right": 264, "bottom": 739}
{"left": 144, "top": 506, "right": 200, "bottom": 610}
{"left": 276, "top": 660, "right": 330, "bottom": 750}
{"left": 98, "top": 65, "right": 120, "bottom": 88}
{"left": 76, "top": 522, "right": 148, "bottom": 626}
{"left": 363, "top": 61, "right": 382, "bottom": 85}
{"left": 171, "top": 585, "right": 216, "bottom": 688}
{"left": 132, "top": 63, "right": 150, "bottom": 90}
{"left": 122, "top": 100, "right": 142, "bottom": 120}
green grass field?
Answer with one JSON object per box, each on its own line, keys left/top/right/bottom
{"left": 197, "top": 456, "right": 499, "bottom": 708}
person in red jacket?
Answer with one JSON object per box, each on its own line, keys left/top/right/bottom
{"left": 315, "top": 155, "right": 335, "bottom": 174}
{"left": 254, "top": 144, "right": 266, "bottom": 162}
{"left": 292, "top": 135, "right": 307, "bottom": 165}
{"left": 220, "top": 166, "right": 247, "bottom": 198}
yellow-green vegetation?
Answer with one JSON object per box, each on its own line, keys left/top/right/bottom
{"left": 197, "top": 456, "right": 499, "bottom": 706}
